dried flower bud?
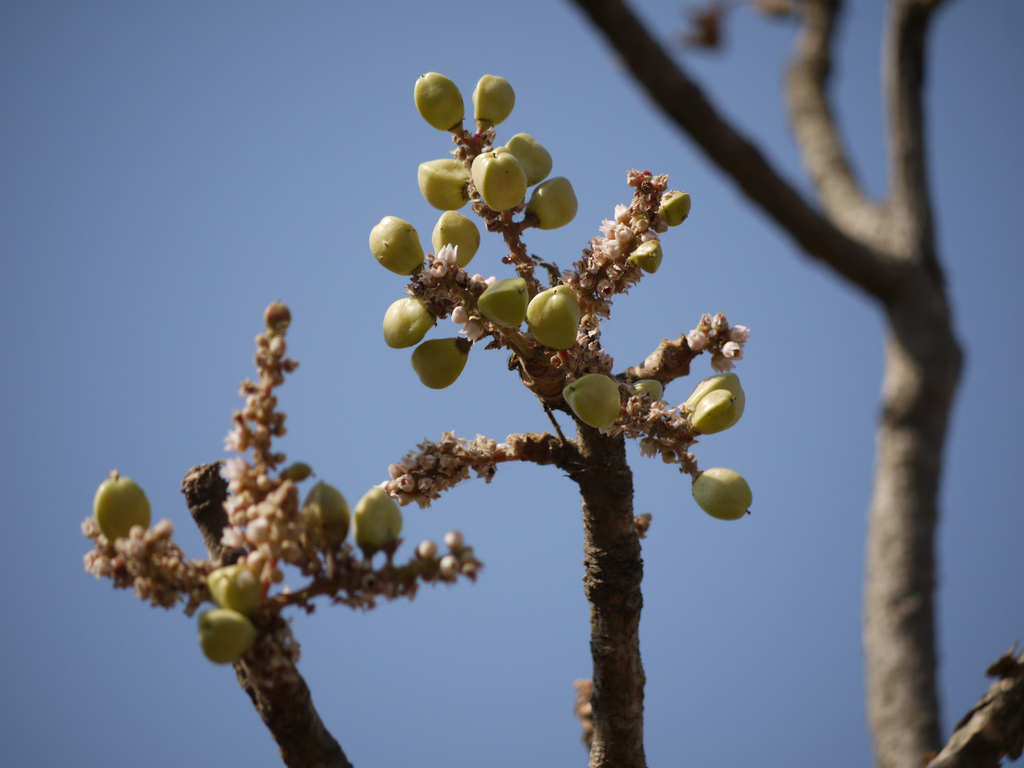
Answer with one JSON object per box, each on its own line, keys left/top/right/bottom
{"left": 383, "top": 297, "right": 435, "bottom": 349}
{"left": 197, "top": 608, "right": 257, "bottom": 664}
{"left": 471, "top": 149, "right": 527, "bottom": 212}
{"left": 692, "top": 467, "right": 752, "bottom": 521}
{"left": 264, "top": 301, "right": 291, "bottom": 337}
{"left": 632, "top": 379, "right": 665, "bottom": 401}
{"left": 505, "top": 133, "right": 552, "bottom": 185}
{"left": 439, "top": 554, "right": 459, "bottom": 579}
{"left": 431, "top": 211, "right": 480, "bottom": 267}
{"left": 370, "top": 216, "right": 424, "bottom": 275}
{"left": 525, "top": 176, "right": 578, "bottom": 230}
{"left": 417, "top": 539, "right": 438, "bottom": 559}
{"left": 477, "top": 277, "right": 528, "bottom": 327}
{"left": 418, "top": 159, "right": 470, "bottom": 210}
{"left": 658, "top": 190, "right": 691, "bottom": 226}
{"left": 472, "top": 74, "right": 515, "bottom": 127}
{"left": 526, "top": 285, "right": 581, "bottom": 349}
{"left": 302, "top": 481, "right": 350, "bottom": 547}
{"left": 353, "top": 487, "right": 403, "bottom": 556}
{"left": 444, "top": 530, "right": 464, "bottom": 550}
{"left": 207, "top": 564, "right": 261, "bottom": 617}
{"left": 410, "top": 337, "right": 470, "bottom": 389}
{"left": 627, "top": 240, "right": 663, "bottom": 274}
{"left": 563, "top": 373, "right": 622, "bottom": 429}
{"left": 93, "top": 472, "right": 151, "bottom": 541}
{"left": 414, "top": 72, "right": 464, "bottom": 131}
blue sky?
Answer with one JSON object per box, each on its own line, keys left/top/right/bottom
{"left": 2, "top": 1, "right": 1022, "bottom": 766}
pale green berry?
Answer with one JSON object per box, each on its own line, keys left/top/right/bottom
{"left": 472, "top": 74, "right": 515, "bottom": 126}
{"left": 471, "top": 149, "right": 527, "bottom": 212}
{"left": 418, "top": 159, "right": 470, "bottom": 210}
{"left": 301, "top": 481, "right": 350, "bottom": 548}
{"left": 410, "top": 337, "right": 470, "bottom": 389}
{"left": 692, "top": 467, "right": 752, "bottom": 521}
{"left": 632, "top": 379, "right": 665, "bottom": 401}
{"left": 353, "top": 486, "right": 403, "bottom": 556}
{"left": 505, "top": 133, "right": 552, "bottom": 185}
{"left": 431, "top": 211, "right": 480, "bottom": 267}
{"left": 197, "top": 608, "right": 257, "bottom": 664}
{"left": 524, "top": 177, "right": 578, "bottom": 230}
{"left": 279, "top": 462, "right": 314, "bottom": 482}
{"left": 93, "top": 472, "right": 151, "bottom": 541}
{"left": 627, "top": 240, "right": 663, "bottom": 274}
{"left": 414, "top": 73, "right": 464, "bottom": 131}
{"left": 477, "top": 277, "right": 528, "bottom": 327}
{"left": 207, "top": 564, "right": 261, "bottom": 617}
{"left": 526, "top": 285, "right": 581, "bottom": 349}
{"left": 682, "top": 372, "right": 745, "bottom": 429}
{"left": 658, "top": 191, "right": 691, "bottom": 226}
{"left": 369, "top": 216, "right": 424, "bottom": 275}
{"left": 382, "top": 297, "right": 435, "bottom": 349}
{"left": 690, "top": 388, "right": 740, "bottom": 434}
{"left": 563, "top": 374, "right": 622, "bottom": 429}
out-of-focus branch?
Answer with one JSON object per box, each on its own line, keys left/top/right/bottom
{"left": 621, "top": 334, "right": 695, "bottom": 386}
{"left": 567, "top": 0, "right": 903, "bottom": 300}
{"left": 182, "top": 464, "right": 353, "bottom": 768}
{"left": 925, "top": 647, "right": 1024, "bottom": 768}
{"left": 786, "top": 0, "right": 889, "bottom": 247}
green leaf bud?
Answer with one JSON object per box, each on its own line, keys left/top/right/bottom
{"left": 383, "top": 297, "right": 435, "bottom": 349}
{"left": 369, "top": 216, "right": 424, "bottom": 275}
{"left": 418, "top": 159, "right": 470, "bottom": 210}
{"left": 526, "top": 285, "right": 581, "bottom": 349}
{"left": 472, "top": 74, "right": 515, "bottom": 127}
{"left": 563, "top": 374, "right": 623, "bottom": 429}
{"left": 353, "top": 486, "right": 403, "bottom": 557}
{"left": 301, "top": 481, "right": 350, "bottom": 548}
{"left": 658, "top": 191, "right": 691, "bottom": 226}
{"left": 410, "top": 337, "right": 470, "bottom": 389}
{"left": 524, "top": 176, "right": 578, "bottom": 230}
{"left": 477, "top": 277, "right": 528, "bottom": 327}
{"left": 431, "top": 211, "right": 480, "bottom": 267}
{"left": 471, "top": 149, "right": 527, "bottom": 212}
{"left": 692, "top": 467, "right": 752, "bottom": 521}
{"left": 627, "top": 240, "right": 663, "bottom": 273}
{"left": 207, "top": 564, "right": 261, "bottom": 617}
{"left": 632, "top": 379, "right": 665, "bottom": 401}
{"left": 197, "top": 608, "right": 257, "bottom": 664}
{"left": 505, "top": 133, "right": 552, "bottom": 185}
{"left": 414, "top": 73, "right": 464, "bottom": 131}
{"left": 93, "top": 472, "right": 151, "bottom": 541}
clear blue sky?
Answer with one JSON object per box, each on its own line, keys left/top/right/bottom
{"left": 2, "top": 1, "right": 1021, "bottom": 766}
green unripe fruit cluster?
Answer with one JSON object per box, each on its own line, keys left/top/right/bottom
{"left": 526, "top": 285, "right": 581, "bottom": 349}
{"left": 477, "top": 277, "right": 528, "bottom": 327}
{"left": 93, "top": 473, "right": 151, "bottom": 541}
{"left": 692, "top": 467, "right": 752, "bottom": 521}
{"left": 683, "top": 373, "right": 745, "bottom": 434}
{"left": 473, "top": 75, "right": 515, "bottom": 127}
{"left": 505, "top": 133, "right": 552, "bottom": 186}
{"left": 431, "top": 211, "right": 479, "bottom": 266}
{"left": 628, "top": 240, "right": 663, "bottom": 274}
{"left": 197, "top": 608, "right": 257, "bottom": 664}
{"left": 563, "top": 374, "right": 623, "bottom": 429}
{"left": 659, "top": 191, "right": 691, "bottom": 226}
{"left": 302, "top": 481, "right": 350, "bottom": 548}
{"left": 414, "top": 73, "right": 464, "bottom": 131}
{"left": 525, "top": 177, "right": 578, "bottom": 230}
{"left": 370, "top": 216, "right": 424, "bottom": 275}
{"left": 411, "top": 337, "right": 470, "bottom": 389}
{"left": 383, "top": 297, "right": 435, "bottom": 349}
{"left": 418, "top": 159, "right": 470, "bottom": 210}
{"left": 207, "top": 564, "right": 261, "bottom": 617}
{"left": 471, "top": 149, "right": 527, "bottom": 212}
{"left": 353, "top": 487, "right": 403, "bottom": 556}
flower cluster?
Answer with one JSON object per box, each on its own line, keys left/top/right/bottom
{"left": 385, "top": 432, "right": 502, "bottom": 508}
{"left": 686, "top": 312, "right": 750, "bottom": 372}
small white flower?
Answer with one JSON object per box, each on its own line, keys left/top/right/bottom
{"left": 687, "top": 329, "right": 709, "bottom": 351}
{"left": 728, "top": 325, "right": 750, "bottom": 344}
{"left": 451, "top": 305, "right": 469, "bottom": 324}
{"left": 710, "top": 352, "right": 735, "bottom": 373}
{"left": 721, "top": 340, "right": 743, "bottom": 359}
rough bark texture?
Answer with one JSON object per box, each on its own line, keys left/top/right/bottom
{"left": 182, "top": 463, "right": 353, "bottom": 768}
{"left": 568, "top": 1, "right": 965, "bottom": 766}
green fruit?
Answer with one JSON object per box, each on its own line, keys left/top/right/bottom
{"left": 471, "top": 149, "right": 527, "bottom": 212}
{"left": 369, "top": 216, "right": 424, "bottom": 275}
{"left": 431, "top": 211, "right": 480, "bottom": 267}
{"left": 197, "top": 608, "right": 257, "bottom": 664}
{"left": 659, "top": 191, "right": 691, "bottom": 226}
{"left": 524, "top": 177, "right": 577, "bottom": 230}
{"left": 279, "top": 462, "right": 314, "bottom": 482}
{"left": 563, "top": 374, "right": 622, "bottom": 429}
{"left": 477, "top": 277, "right": 528, "bottom": 327}
{"left": 526, "top": 285, "right": 581, "bottom": 349}
{"left": 383, "top": 297, "right": 435, "bottom": 348}
{"left": 93, "top": 473, "right": 151, "bottom": 540}
{"left": 353, "top": 487, "right": 403, "bottom": 555}
{"left": 418, "top": 159, "right": 470, "bottom": 210}
{"left": 505, "top": 133, "right": 552, "bottom": 185}
{"left": 414, "top": 73, "right": 464, "bottom": 131}
{"left": 302, "top": 481, "right": 350, "bottom": 548}
{"left": 689, "top": 389, "right": 741, "bottom": 434}
{"left": 627, "top": 240, "right": 663, "bottom": 273}
{"left": 633, "top": 379, "right": 665, "bottom": 401}
{"left": 207, "top": 564, "right": 261, "bottom": 617}
{"left": 683, "top": 373, "right": 745, "bottom": 429}
{"left": 692, "top": 467, "right": 752, "bottom": 521}
{"left": 472, "top": 74, "right": 515, "bottom": 126}
{"left": 410, "top": 337, "right": 470, "bottom": 389}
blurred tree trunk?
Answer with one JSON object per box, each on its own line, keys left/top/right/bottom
{"left": 569, "top": 1, "right": 963, "bottom": 766}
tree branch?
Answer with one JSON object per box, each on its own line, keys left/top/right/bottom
{"left": 567, "top": 0, "right": 903, "bottom": 300}
{"left": 182, "top": 463, "right": 353, "bottom": 768}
